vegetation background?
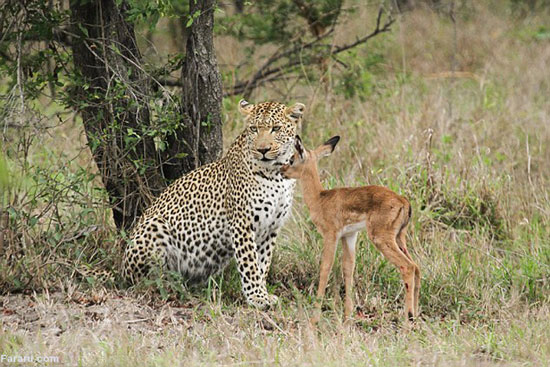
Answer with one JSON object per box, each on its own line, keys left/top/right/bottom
{"left": 1, "top": 0, "right": 550, "bottom": 366}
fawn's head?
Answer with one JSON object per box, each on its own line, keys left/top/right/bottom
{"left": 281, "top": 135, "right": 340, "bottom": 179}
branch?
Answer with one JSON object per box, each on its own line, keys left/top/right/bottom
{"left": 155, "top": 77, "right": 182, "bottom": 88}
{"left": 331, "top": 8, "right": 394, "bottom": 54}
{"left": 154, "top": 8, "right": 394, "bottom": 98}
{"left": 225, "top": 7, "right": 394, "bottom": 97}
{"left": 0, "top": 29, "right": 72, "bottom": 47}
{"left": 228, "top": 29, "right": 335, "bottom": 97}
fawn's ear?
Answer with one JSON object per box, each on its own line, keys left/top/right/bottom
{"left": 285, "top": 103, "right": 306, "bottom": 123}
{"left": 315, "top": 135, "right": 340, "bottom": 158}
{"left": 238, "top": 99, "right": 255, "bottom": 116}
{"left": 294, "top": 135, "right": 305, "bottom": 160}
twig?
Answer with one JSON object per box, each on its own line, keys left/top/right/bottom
{"left": 154, "top": 8, "right": 394, "bottom": 98}
{"left": 448, "top": 0, "right": 458, "bottom": 122}
{"left": 227, "top": 7, "right": 393, "bottom": 97}
{"left": 0, "top": 210, "right": 8, "bottom": 257}
{"left": 525, "top": 131, "right": 534, "bottom": 189}
{"left": 126, "top": 318, "right": 150, "bottom": 324}
{"left": 0, "top": 29, "right": 72, "bottom": 46}
{"left": 424, "top": 128, "right": 434, "bottom": 202}
{"left": 16, "top": 32, "right": 25, "bottom": 115}
{"left": 221, "top": 361, "right": 275, "bottom": 366}
{"left": 260, "top": 311, "right": 289, "bottom": 336}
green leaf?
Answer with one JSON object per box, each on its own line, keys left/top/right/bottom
{"left": 7, "top": 207, "right": 17, "bottom": 219}
{"left": 29, "top": 216, "right": 39, "bottom": 227}
{"left": 535, "top": 27, "right": 550, "bottom": 40}
{"left": 0, "top": 153, "right": 9, "bottom": 190}
{"left": 111, "top": 44, "right": 122, "bottom": 56}
{"left": 77, "top": 23, "right": 89, "bottom": 38}
{"left": 86, "top": 276, "right": 96, "bottom": 286}
{"left": 159, "top": 286, "right": 168, "bottom": 300}
{"left": 186, "top": 9, "right": 202, "bottom": 28}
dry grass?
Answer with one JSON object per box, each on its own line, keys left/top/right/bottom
{"left": 2, "top": 291, "right": 550, "bottom": 366}
{"left": 1, "top": 2, "right": 550, "bottom": 366}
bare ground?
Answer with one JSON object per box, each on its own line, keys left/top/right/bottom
{"left": 1, "top": 291, "right": 197, "bottom": 339}
{"left": 2, "top": 290, "right": 549, "bottom": 367}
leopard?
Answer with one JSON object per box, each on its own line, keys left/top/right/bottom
{"left": 122, "top": 99, "right": 305, "bottom": 308}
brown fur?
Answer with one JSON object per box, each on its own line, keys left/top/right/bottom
{"left": 281, "top": 136, "right": 421, "bottom": 324}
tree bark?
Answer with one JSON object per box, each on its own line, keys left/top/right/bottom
{"left": 70, "top": 0, "right": 166, "bottom": 230}
{"left": 171, "top": 0, "right": 223, "bottom": 174}
{"left": 70, "top": 0, "right": 224, "bottom": 229}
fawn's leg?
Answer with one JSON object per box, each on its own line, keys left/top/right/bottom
{"left": 397, "top": 228, "right": 421, "bottom": 317}
{"left": 371, "top": 232, "right": 418, "bottom": 321}
{"left": 342, "top": 232, "right": 358, "bottom": 322}
{"left": 311, "top": 232, "right": 338, "bottom": 325}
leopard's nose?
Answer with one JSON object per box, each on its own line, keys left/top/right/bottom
{"left": 257, "top": 147, "right": 271, "bottom": 155}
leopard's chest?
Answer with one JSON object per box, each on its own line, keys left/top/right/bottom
{"left": 250, "top": 173, "right": 295, "bottom": 242}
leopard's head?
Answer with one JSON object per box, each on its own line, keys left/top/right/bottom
{"left": 239, "top": 99, "right": 305, "bottom": 167}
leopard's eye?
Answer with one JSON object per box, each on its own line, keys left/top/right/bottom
{"left": 250, "top": 126, "right": 258, "bottom": 133}
{"left": 271, "top": 126, "right": 281, "bottom": 132}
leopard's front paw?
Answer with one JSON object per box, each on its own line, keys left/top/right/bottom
{"left": 246, "top": 291, "right": 279, "bottom": 309}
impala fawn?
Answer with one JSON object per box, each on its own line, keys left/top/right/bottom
{"left": 281, "top": 136, "right": 420, "bottom": 324}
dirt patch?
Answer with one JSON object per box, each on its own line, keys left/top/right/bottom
{"left": 1, "top": 291, "right": 197, "bottom": 340}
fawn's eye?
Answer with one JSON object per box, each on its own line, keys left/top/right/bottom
{"left": 289, "top": 156, "right": 295, "bottom": 165}
{"left": 271, "top": 126, "right": 281, "bottom": 132}
{"left": 250, "top": 126, "right": 258, "bottom": 133}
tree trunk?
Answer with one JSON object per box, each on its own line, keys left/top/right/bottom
{"left": 70, "top": 0, "right": 166, "bottom": 230}
{"left": 169, "top": 0, "right": 223, "bottom": 174}
{"left": 70, "top": 0, "right": 224, "bottom": 229}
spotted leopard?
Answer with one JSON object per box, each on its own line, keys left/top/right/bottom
{"left": 122, "top": 100, "right": 304, "bottom": 308}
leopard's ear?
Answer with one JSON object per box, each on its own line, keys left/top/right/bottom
{"left": 285, "top": 102, "right": 306, "bottom": 123}
{"left": 238, "top": 99, "right": 254, "bottom": 116}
